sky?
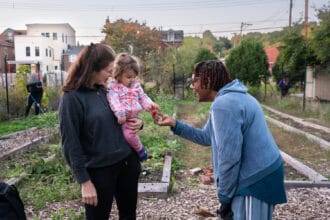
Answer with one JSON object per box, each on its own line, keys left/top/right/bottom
{"left": 0, "top": 0, "right": 328, "bottom": 45}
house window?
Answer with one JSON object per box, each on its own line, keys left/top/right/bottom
{"left": 46, "top": 65, "right": 49, "bottom": 71}
{"left": 55, "top": 66, "right": 58, "bottom": 70}
{"left": 62, "top": 49, "right": 65, "bottom": 54}
{"left": 35, "top": 46, "right": 40, "bottom": 56}
{"left": 46, "top": 48, "right": 48, "bottom": 57}
{"left": 41, "top": 33, "right": 46, "bottom": 37}
{"left": 46, "top": 32, "right": 50, "bottom": 38}
{"left": 26, "top": 46, "right": 30, "bottom": 56}
{"left": 53, "top": 33, "right": 57, "bottom": 40}
{"left": 65, "top": 35, "right": 68, "bottom": 43}
{"left": 49, "top": 49, "right": 52, "bottom": 57}
{"left": 62, "top": 33, "right": 64, "bottom": 42}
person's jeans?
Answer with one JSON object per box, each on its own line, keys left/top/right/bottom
{"left": 85, "top": 153, "right": 141, "bottom": 220}
{"left": 25, "top": 92, "right": 42, "bottom": 116}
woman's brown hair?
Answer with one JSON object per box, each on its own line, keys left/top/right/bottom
{"left": 112, "top": 53, "right": 140, "bottom": 79}
{"left": 62, "top": 43, "right": 115, "bottom": 91}
{"left": 193, "top": 60, "right": 232, "bottom": 92}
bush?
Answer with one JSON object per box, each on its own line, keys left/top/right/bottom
{"left": 0, "top": 85, "right": 61, "bottom": 121}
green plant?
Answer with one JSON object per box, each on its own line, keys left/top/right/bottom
{"left": 194, "top": 48, "right": 218, "bottom": 63}
{"left": 0, "top": 111, "right": 58, "bottom": 136}
{"left": 19, "top": 148, "right": 80, "bottom": 211}
{"left": 226, "top": 38, "right": 270, "bottom": 86}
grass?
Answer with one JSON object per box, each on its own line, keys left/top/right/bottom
{"left": 0, "top": 112, "right": 58, "bottom": 136}
{"left": 175, "top": 101, "right": 212, "bottom": 170}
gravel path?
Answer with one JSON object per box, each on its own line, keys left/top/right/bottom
{"left": 30, "top": 173, "right": 330, "bottom": 219}
{"left": 133, "top": 176, "right": 330, "bottom": 220}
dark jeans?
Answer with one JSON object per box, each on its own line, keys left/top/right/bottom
{"left": 85, "top": 153, "right": 141, "bottom": 220}
{"left": 25, "top": 92, "right": 42, "bottom": 116}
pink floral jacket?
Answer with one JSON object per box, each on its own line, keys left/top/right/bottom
{"left": 107, "top": 80, "right": 154, "bottom": 121}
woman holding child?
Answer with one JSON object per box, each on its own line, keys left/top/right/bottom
{"left": 59, "top": 43, "right": 156, "bottom": 220}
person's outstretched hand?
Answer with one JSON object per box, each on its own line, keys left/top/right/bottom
{"left": 154, "top": 114, "right": 176, "bottom": 127}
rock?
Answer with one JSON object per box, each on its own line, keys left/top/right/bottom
{"left": 200, "top": 175, "right": 214, "bottom": 185}
{"left": 190, "top": 167, "right": 202, "bottom": 175}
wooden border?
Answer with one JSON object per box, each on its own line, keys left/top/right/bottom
{"left": 262, "top": 105, "right": 330, "bottom": 134}
{"left": 138, "top": 155, "right": 172, "bottom": 197}
{"left": 285, "top": 180, "right": 330, "bottom": 189}
{"left": 266, "top": 116, "right": 330, "bottom": 150}
{"left": 0, "top": 129, "right": 58, "bottom": 161}
{"left": 281, "top": 151, "right": 328, "bottom": 182}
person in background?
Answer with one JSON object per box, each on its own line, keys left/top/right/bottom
{"left": 155, "top": 60, "right": 287, "bottom": 220}
{"left": 59, "top": 43, "right": 143, "bottom": 220}
{"left": 278, "top": 75, "right": 291, "bottom": 98}
{"left": 25, "top": 73, "right": 43, "bottom": 117}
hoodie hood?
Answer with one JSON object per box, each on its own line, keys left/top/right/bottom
{"left": 217, "top": 79, "right": 247, "bottom": 96}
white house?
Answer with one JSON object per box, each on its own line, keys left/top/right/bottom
{"left": 13, "top": 23, "right": 75, "bottom": 75}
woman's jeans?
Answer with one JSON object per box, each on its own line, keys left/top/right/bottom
{"left": 85, "top": 153, "right": 141, "bottom": 220}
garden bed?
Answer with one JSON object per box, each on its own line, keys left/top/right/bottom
{"left": 265, "top": 109, "right": 330, "bottom": 142}
{"left": 269, "top": 124, "right": 330, "bottom": 179}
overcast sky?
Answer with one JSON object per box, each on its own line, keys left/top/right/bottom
{"left": 0, "top": 0, "right": 327, "bottom": 44}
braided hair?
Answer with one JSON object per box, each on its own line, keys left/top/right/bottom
{"left": 193, "top": 60, "right": 232, "bottom": 92}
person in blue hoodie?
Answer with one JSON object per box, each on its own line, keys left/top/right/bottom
{"left": 156, "top": 60, "right": 287, "bottom": 220}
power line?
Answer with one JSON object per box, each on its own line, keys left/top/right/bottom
{"left": 10, "top": 25, "right": 287, "bottom": 38}
{"left": 0, "top": 0, "right": 289, "bottom": 12}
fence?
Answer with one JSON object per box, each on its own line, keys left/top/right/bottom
{"left": 0, "top": 71, "right": 68, "bottom": 88}
{"left": 0, "top": 73, "right": 16, "bottom": 87}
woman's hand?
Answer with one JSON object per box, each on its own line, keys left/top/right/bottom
{"left": 154, "top": 114, "right": 176, "bottom": 127}
{"left": 118, "top": 116, "right": 126, "bottom": 125}
{"left": 126, "top": 118, "right": 143, "bottom": 133}
{"left": 81, "top": 180, "right": 98, "bottom": 207}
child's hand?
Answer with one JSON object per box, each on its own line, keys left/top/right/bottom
{"left": 118, "top": 116, "right": 126, "bottom": 124}
{"left": 150, "top": 104, "right": 160, "bottom": 120}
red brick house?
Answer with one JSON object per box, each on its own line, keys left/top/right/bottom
{"left": 0, "top": 28, "right": 26, "bottom": 73}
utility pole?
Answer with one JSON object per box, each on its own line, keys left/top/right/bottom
{"left": 4, "top": 55, "right": 9, "bottom": 116}
{"left": 304, "top": 0, "right": 309, "bottom": 38}
{"left": 240, "top": 22, "right": 252, "bottom": 41}
{"left": 303, "top": 0, "right": 308, "bottom": 111}
{"left": 289, "top": 0, "right": 293, "bottom": 27}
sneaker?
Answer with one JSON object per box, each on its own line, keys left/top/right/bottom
{"left": 138, "top": 148, "right": 148, "bottom": 162}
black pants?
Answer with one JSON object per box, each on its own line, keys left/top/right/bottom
{"left": 25, "top": 92, "right": 42, "bottom": 116}
{"left": 85, "top": 153, "right": 141, "bottom": 220}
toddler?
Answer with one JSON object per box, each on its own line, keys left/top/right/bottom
{"left": 107, "top": 53, "right": 159, "bottom": 161}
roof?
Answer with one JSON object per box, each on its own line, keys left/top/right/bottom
{"left": 264, "top": 47, "right": 279, "bottom": 64}
{"left": 0, "top": 28, "right": 26, "bottom": 36}
{"left": 26, "top": 23, "right": 75, "bottom": 32}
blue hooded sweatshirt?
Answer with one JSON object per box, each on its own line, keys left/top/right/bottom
{"left": 172, "top": 79, "right": 287, "bottom": 205}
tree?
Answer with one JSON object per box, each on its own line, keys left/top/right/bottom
{"left": 213, "top": 37, "right": 232, "bottom": 56}
{"left": 311, "top": 4, "right": 330, "bottom": 65}
{"left": 272, "top": 28, "right": 316, "bottom": 85}
{"left": 102, "top": 19, "right": 161, "bottom": 60}
{"left": 194, "top": 48, "right": 217, "bottom": 64}
{"left": 225, "top": 38, "right": 269, "bottom": 86}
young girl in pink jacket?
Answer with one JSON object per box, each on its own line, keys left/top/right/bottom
{"left": 107, "top": 53, "right": 159, "bottom": 161}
